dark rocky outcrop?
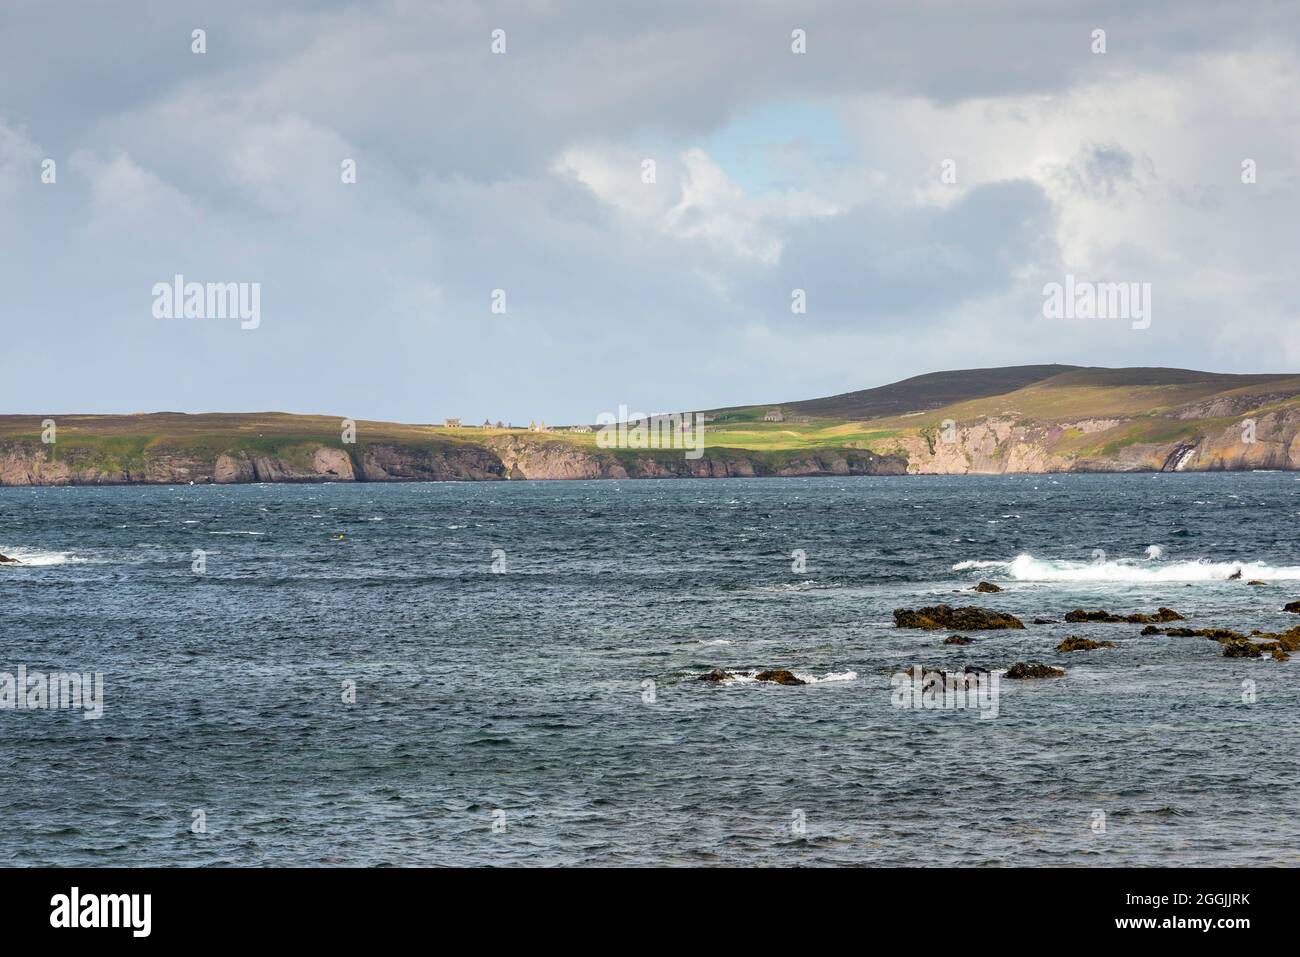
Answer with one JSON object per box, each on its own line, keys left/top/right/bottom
{"left": 1222, "top": 640, "right": 1262, "bottom": 658}
{"left": 0, "top": 553, "right": 19, "bottom": 564}
{"left": 1064, "top": 607, "right": 1183, "bottom": 624}
{"left": 1284, "top": 601, "right": 1300, "bottom": 614}
{"left": 943, "top": 635, "right": 972, "bottom": 645}
{"left": 1004, "top": 662, "right": 1066, "bottom": 679}
{"left": 975, "top": 581, "right": 1002, "bottom": 593}
{"left": 1158, "top": 626, "right": 1246, "bottom": 640}
{"left": 1032, "top": 618, "right": 1057, "bottom": 624}
{"left": 698, "top": 669, "right": 732, "bottom": 682}
{"left": 893, "top": 605, "right": 1025, "bottom": 630}
{"left": 1055, "top": 636, "right": 1116, "bottom": 652}
{"left": 1247, "top": 579, "right": 1266, "bottom": 586}
{"left": 1238, "top": 625, "right": 1300, "bottom": 657}
{"left": 753, "top": 669, "right": 806, "bottom": 686}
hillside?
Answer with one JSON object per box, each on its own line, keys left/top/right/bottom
{"left": 4, "top": 365, "right": 1300, "bottom": 484}
{"left": 713, "top": 364, "right": 1079, "bottom": 421}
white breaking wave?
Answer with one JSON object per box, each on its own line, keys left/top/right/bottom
{"left": 798, "top": 670, "right": 858, "bottom": 684}
{"left": 0, "top": 548, "right": 86, "bottom": 566}
{"left": 954, "top": 552, "right": 1300, "bottom": 583}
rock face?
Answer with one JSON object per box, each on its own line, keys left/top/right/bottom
{"left": 1056, "top": 636, "right": 1117, "bottom": 652}
{"left": 975, "top": 581, "right": 1002, "bottom": 593}
{"left": 893, "top": 605, "right": 1025, "bottom": 630}
{"left": 1004, "top": 662, "right": 1066, "bottom": 679}
{"left": 1065, "top": 607, "right": 1183, "bottom": 624}
{"left": 897, "top": 402, "right": 1300, "bottom": 475}
{"left": 0, "top": 436, "right": 908, "bottom": 486}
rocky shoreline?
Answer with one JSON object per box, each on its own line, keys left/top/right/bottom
{"left": 696, "top": 600, "right": 1296, "bottom": 689}
{"left": 0, "top": 441, "right": 907, "bottom": 486}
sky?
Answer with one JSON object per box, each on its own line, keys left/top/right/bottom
{"left": 1, "top": 0, "right": 1298, "bottom": 424}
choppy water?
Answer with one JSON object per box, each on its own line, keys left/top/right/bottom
{"left": 1, "top": 474, "right": 1297, "bottom": 866}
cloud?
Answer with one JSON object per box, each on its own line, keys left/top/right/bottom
{"left": 1, "top": 2, "right": 1298, "bottom": 420}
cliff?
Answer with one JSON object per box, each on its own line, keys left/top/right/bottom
{"left": 5, "top": 366, "right": 1300, "bottom": 485}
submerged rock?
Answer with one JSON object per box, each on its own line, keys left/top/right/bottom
{"left": 1064, "top": 607, "right": 1183, "bottom": 624}
{"left": 943, "top": 635, "right": 972, "bottom": 645}
{"left": 893, "top": 605, "right": 1025, "bottom": 631}
{"left": 1055, "top": 636, "right": 1117, "bottom": 652}
{"left": 1032, "top": 618, "right": 1057, "bottom": 624}
{"left": 753, "top": 669, "right": 806, "bottom": 686}
{"left": 975, "top": 581, "right": 1002, "bottom": 593}
{"left": 1247, "top": 579, "right": 1266, "bottom": 586}
{"left": 0, "top": 553, "right": 19, "bottom": 565}
{"left": 1004, "top": 662, "right": 1066, "bottom": 679}
{"left": 698, "top": 669, "right": 732, "bottom": 682}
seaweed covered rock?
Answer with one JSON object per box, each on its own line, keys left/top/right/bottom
{"left": 1004, "top": 662, "right": 1066, "bottom": 679}
{"left": 893, "top": 605, "right": 1025, "bottom": 631}
{"left": 975, "top": 581, "right": 1002, "bottom": 593}
{"left": 1156, "top": 626, "right": 1246, "bottom": 641}
{"left": 753, "top": 669, "right": 806, "bottom": 686}
{"left": 1240, "top": 625, "right": 1300, "bottom": 653}
{"left": 1222, "top": 641, "right": 1263, "bottom": 659}
{"left": 1055, "top": 636, "right": 1116, "bottom": 652}
{"left": 943, "top": 635, "right": 972, "bottom": 645}
{"left": 1064, "top": 607, "right": 1183, "bottom": 624}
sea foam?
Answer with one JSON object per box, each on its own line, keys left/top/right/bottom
{"left": 954, "top": 552, "right": 1300, "bottom": 583}
{"left": 0, "top": 548, "right": 86, "bottom": 567}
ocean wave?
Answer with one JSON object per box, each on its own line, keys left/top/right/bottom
{"left": 954, "top": 552, "right": 1300, "bottom": 582}
{"left": 0, "top": 548, "right": 87, "bottom": 566}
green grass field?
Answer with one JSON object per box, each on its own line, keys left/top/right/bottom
{"left": 4, "top": 366, "right": 1300, "bottom": 466}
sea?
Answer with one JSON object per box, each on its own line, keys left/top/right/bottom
{"left": 1, "top": 473, "right": 1297, "bottom": 866}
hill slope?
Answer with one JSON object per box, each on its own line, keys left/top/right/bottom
{"left": 718, "top": 364, "right": 1079, "bottom": 421}
{"left": 5, "top": 365, "right": 1300, "bottom": 484}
